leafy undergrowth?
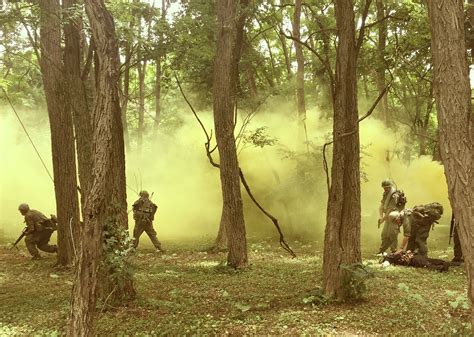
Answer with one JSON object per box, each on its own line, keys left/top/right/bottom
{"left": 0, "top": 240, "right": 470, "bottom": 335}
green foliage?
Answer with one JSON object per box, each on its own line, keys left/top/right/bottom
{"left": 102, "top": 222, "right": 135, "bottom": 287}
{"left": 241, "top": 126, "right": 278, "bottom": 149}
{"left": 341, "top": 263, "right": 374, "bottom": 301}
{"left": 302, "top": 286, "right": 330, "bottom": 306}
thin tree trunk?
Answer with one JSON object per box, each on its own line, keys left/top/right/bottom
{"left": 154, "top": 0, "right": 167, "bottom": 128}
{"left": 427, "top": 0, "right": 474, "bottom": 328}
{"left": 323, "top": 0, "right": 361, "bottom": 299}
{"left": 214, "top": 0, "right": 248, "bottom": 268}
{"left": 121, "top": 39, "right": 132, "bottom": 150}
{"left": 277, "top": 26, "right": 292, "bottom": 78}
{"left": 39, "top": 0, "right": 79, "bottom": 266}
{"left": 63, "top": 0, "right": 93, "bottom": 208}
{"left": 376, "top": 0, "right": 389, "bottom": 125}
{"left": 137, "top": 58, "right": 146, "bottom": 150}
{"left": 69, "top": 0, "right": 135, "bottom": 334}
{"left": 293, "top": 0, "right": 307, "bottom": 150}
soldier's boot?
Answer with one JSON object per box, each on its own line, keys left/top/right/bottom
{"left": 31, "top": 254, "right": 41, "bottom": 260}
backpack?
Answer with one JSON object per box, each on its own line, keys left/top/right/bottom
{"left": 394, "top": 190, "right": 407, "bottom": 211}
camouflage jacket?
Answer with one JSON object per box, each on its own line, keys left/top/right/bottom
{"left": 133, "top": 197, "right": 158, "bottom": 223}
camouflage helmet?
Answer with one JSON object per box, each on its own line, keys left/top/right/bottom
{"left": 381, "top": 179, "right": 392, "bottom": 188}
{"left": 139, "top": 190, "right": 149, "bottom": 198}
{"left": 18, "top": 203, "right": 30, "bottom": 212}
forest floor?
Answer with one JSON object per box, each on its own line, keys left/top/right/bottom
{"left": 0, "top": 238, "right": 470, "bottom": 335}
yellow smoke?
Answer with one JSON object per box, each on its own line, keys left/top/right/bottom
{"left": 0, "top": 100, "right": 451, "bottom": 253}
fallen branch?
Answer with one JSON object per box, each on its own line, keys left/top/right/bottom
{"left": 175, "top": 74, "right": 296, "bottom": 258}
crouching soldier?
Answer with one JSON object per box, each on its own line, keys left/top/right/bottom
{"left": 132, "top": 191, "right": 164, "bottom": 252}
{"left": 18, "top": 203, "right": 57, "bottom": 260}
{"left": 407, "top": 202, "right": 443, "bottom": 257}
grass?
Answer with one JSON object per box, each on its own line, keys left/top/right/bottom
{"left": 0, "top": 239, "right": 470, "bottom": 335}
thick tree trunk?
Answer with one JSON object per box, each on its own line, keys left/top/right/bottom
{"left": 427, "top": 0, "right": 474, "bottom": 328}
{"left": 322, "top": 0, "right": 361, "bottom": 299}
{"left": 39, "top": 0, "right": 80, "bottom": 266}
{"left": 214, "top": 0, "right": 248, "bottom": 268}
{"left": 63, "top": 0, "right": 93, "bottom": 208}
{"left": 293, "top": 0, "right": 307, "bottom": 150}
{"left": 375, "top": 0, "right": 389, "bottom": 126}
{"left": 69, "top": 0, "right": 135, "bottom": 334}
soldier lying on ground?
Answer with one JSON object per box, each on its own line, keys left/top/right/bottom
{"left": 17, "top": 203, "right": 57, "bottom": 260}
{"left": 382, "top": 250, "right": 450, "bottom": 272}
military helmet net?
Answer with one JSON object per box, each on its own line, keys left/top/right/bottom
{"left": 18, "top": 203, "right": 30, "bottom": 212}
{"left": 139, "top": 190, "right": 149, "bottom": 198}
{"left": 381, "top": 179, "right": 392, "bottom": 187}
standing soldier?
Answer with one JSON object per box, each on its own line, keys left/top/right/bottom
{"left": 377, "top": 179, "right": 407, "bottom": 254}
{"left": 132, "top": 190, "right": 163, "bottom": 252}
{"left": 17, "top": 203, "right": 57, "bottom": 260}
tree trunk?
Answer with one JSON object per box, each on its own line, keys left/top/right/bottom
{"left": 63, "top": 0, "right": 93, "bottom": 208}
{"left": 293, "top": 0, "right": 307, "bottom": 150}
{"left": 427, "top": 0, "right": 474, "bottom": 328}
{"left": 121, "top": 39, "right": 132, "bottom": 150}
{"left": 137, "top": 57, "right": 146, "bottom": 150}
{"left": 213, "top": 0, "right": 248, "bottom": 268}
{"left": 69, "top": 0, "right": 135, "bottom": 334}
{"left": 277, "top": 26, "right": 292, "bottom": 78}
{"left": 322, "top": 0, "right": 361, "bottom": 299}
{"left": 39, "top": 0, "right": 80, "bottom": 266}
{"left": 375, "top": 0, "right": 389, "bottom": 126}
{"left": 154, "top": 0, "right": 168, "bottom": 128}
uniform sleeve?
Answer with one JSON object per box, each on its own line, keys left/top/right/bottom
{"left": 402, "top": 216, "right": 411, "bottom": 237}
{"left": 24, "top": 214, "right": 36, "bottom": 232}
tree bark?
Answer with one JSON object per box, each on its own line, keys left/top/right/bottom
{"left": 39, "top": 0, "right": 80, "bottom": 266}
{"left": 323, "top": 0, "right": 361, "bottom": 299}
{"left": 427, "top": 0, "right": 474, "bottom": 328}
{"left": 293, "top": 0, "right": 307, "bottom": 150}
{"left": 213, "top": 0, "right": 248, "bottom": 268}
{"left": 375, "top": 0, "right": 389, "bottom": 126}
{"left": 121, "top": 39, "right": 132, "bottom": 150}
{"left": 63, "top": 0, "right": 93, "bottom": 208}
{"left": 69, "top": 0, "right": 135, "bottom": 334}
{"left": 154, "top": 0, "right": 168, "bottom": 128}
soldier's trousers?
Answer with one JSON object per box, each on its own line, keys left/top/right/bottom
{"left": 379, "top": 220, "right": 398, "bottom": 253}
{"left": 407, "top": 225, "right": 430, "bottom": 257}
{"left": 133, "top": 221, "right": 162, "bottom": 250}
{"left": 25, "top": 230, "right": 57, "bottom": 258}
{"left": 453, "top": 226, "right": 463, "bottom": 261}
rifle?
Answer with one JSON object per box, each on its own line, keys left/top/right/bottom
{"left": 449, "top": 213, "right": 455, "bottom": 245}
{"left": 11, "top": 227, "right": 27, "bottom": 249}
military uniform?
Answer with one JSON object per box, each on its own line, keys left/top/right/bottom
{"left": 378, "top": 186, "right": 402, "bottom": 253}
{"left": 23, "top": 209, "right": 57, "bottom": 259}
{"left": 379, "top": 209, "right": 411, "bottom": 254}
{"left": 384, "top": 250, "right": 449, "bottom": 272}
{"left": 132, "top": 195, "right": 162, "bottom": 250}
{"left": 406, "top": 203, "right": 443, "bottom": 257}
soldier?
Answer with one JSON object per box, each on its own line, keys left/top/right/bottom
{"left": 407, "top": 202, "right": 443, "bottom": 257}
{"left": 17, "top": 203, "right": 57, "bottom": 260}
{"left": 132, "top": 190, "right": 163, "bottom": 252}
{"left": 377, "top": 179, "right": 407, "bottom": 254}
{"left": 383, "top": 250, "right": 450, "bottom": 272}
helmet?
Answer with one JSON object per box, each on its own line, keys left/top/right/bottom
{"left": 381, "top": 179, "right": 392, "bottom": 188}
{"left": 18, "top": 203, "right": 30, "bottom": 212}
{"left": 139, "top": 190, "right": 149, "bottom": 198}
